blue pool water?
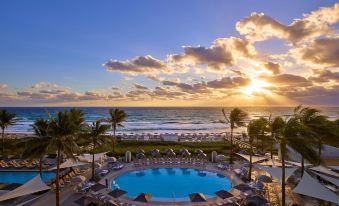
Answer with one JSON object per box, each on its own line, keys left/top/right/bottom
{"left": 113, "top": 168, "right": 232, "bottom": 201}
{"left": 0, "top": 171, "right": 55, "bottom": 184}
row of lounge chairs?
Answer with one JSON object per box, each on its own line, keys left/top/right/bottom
{"left": 133, "top": 157, "right": 207, "bottom": 167}
{"left": 49, "top": 168, "right": 84, "bottom": 188}
{"left": 216, "top": 163, "right": 233, "bottom": 170}
{"left": 0, "top": 159, "right": 52, "bottom": 169}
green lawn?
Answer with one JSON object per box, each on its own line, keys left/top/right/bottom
{"left": 95, "top": 140, "right": 232, "bottom": 157}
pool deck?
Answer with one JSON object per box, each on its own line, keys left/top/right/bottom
{"left": 22, "top": 162, "right": 243, "bottom": 206}
{"left": 98, "top": 162, "right": 243, "bottom": 206}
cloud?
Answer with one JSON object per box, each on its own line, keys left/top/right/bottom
{"left": 271, "top": 85, "right": 339, "bottom": 104}
{"left": 292, "top": 38, "right": 339, "bottom": 67}
{"left": 147, "top": 75, "right": 162, "bottom": 81}
{"left": 9, "top": 83, "right": 126, "bottom": 104}
{"left": 260, "top": 74, "right": 312, "bottom": 87}
{"left": 264, "top": 62, "right": 281, "bottom": 74}
{"left": 206, "top": 76, "right": 251, "bottom": 89}
{"left": 162, "top": 80, "right": 210, "bottom": 94}
{"left": 103, "top": 55, "right": 171, "bottom": 74}
{"left": 236, "top": 3, "right": 339, "bottom": 44}
{"left": 152, "top": 86, "right": 186, "bottom": 99}
{"left": 31, "top": 82, "right": 58, "bottom": 89}
{"left": 108, "top": 91, "right": 124, "bottom": 99}
{"left": 310, "top": 69, "right": 339, "bottom": 83}
{"left": 169, "top": 37, "right": 256, "bottom": 71}
{"left": 0, "top": 84, "right": 8, "bottom": 90}
{"left": 133, "top": 83, "right": 149, "bottom": 90}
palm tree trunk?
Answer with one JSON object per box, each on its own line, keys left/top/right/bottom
{"left": 229, "top": 127, "right": 233, "bottom": 164}
{"left": 39, "top": 157, "right": 42, "bottom": 177}
{"left": 318, "top": 141, "right": 322, "bottom": 165}
{"left": 92, "top": 143, "right": 95, "bottom": 181}
{"left": 270, "top": 143, "right": 273, "bottom": 159}
{"left": 1, "top": 128, "right": 4, "bottom": 157}
{"left": 270, "top": 133, "right": 274, "bottom": 159}
{"left": 56, "top": 148, "right": 61, "bottom": 206}
{"left": 301, "top": 156, "right": 304, "bottom": 177}
{"left": 248, "top": 141, "right": 253, "bottom": 181}
{"left": 112, "top": 127, "right": 116, "bottom": 154}
{"left": 281, "top": 142, "right": 286, "bottom": 206}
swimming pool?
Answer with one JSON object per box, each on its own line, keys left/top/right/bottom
{"left": 113, "top": 168, "right": 232, "bottom": 201}
{"left": 0, "top": 171, "right": 55, "bottom": 184}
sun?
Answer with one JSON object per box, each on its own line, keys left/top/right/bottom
{"left": 243, "top": 78, "right": 271, "bottom": 96}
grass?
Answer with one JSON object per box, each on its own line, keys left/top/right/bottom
{"left": 96, "top": 139, "right": 233, "bottom": 157}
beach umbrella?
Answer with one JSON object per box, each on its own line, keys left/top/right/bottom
{"left": 136, "top": 149, "right": 145, "bottom": 154}
{"left": 195, "top": 149, "right": 204, "bottom": 154}
{"left": 165, "top": 148, "right": 174, "bottom": 154}
{"left": 233, "top": 184, "right": 253, "bottom": 192}
{"left": 243, "top": 195, "right": 269, "bottom": 206}
{"left": 94, "top": 162, "right": 102, "bottom": 168}
{"left": 0, "top": 183, "right": 22, "bottom": 191}
{"left": 256, "top": 175, "right": 272, "bottom": 183}
{"left": 216, "top": 155, "right": 226, "bottom": 162}
{"left": 215, "top": 189, "right": 234, "bottom": 199}
{"left": 167, "top": 150, "right": 176, "bottom": 157}
{"left": 108, "top": 188, "right": 127, "bottom": 198}
{"left": 189, "top": 192, "right": 207, "bottom": 202}
{"left": 181, "top": 149, "right": 191, "bottom": 157}
{"left": 89, "top": 183, "right": 107, "bottom": 192}
{"left": 107, "top": 157, "right": 117, "bottom": 163}
{"left": 197, "top": 152, "right": 207, "bottom": 158}
{"left": 150, "top": 149, "right": 161, "bottom": 157}
{"left": 136, "top": 153, "right": 145, "bottom": 159}
{"left": 134, "top": 193, "right": 152, "bottom": 203}
{"left": 71, "top": 175, "right": 86, "bottom": 183}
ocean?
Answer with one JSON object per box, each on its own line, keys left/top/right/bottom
{"left": 1, "top": 107, "right": 339, "bottom": 134}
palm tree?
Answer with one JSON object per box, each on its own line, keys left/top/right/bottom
{"left": 48, "top": 109, "right": 85, "bottom": 206}
{"left": 86, "top": 120, "right": 110, "bottom": 180}
{"left": 247, "top": 120, "right": 258, "bottom": 181}
{"left": 293, "top": 105, "right": 329, "bottom": 173}
{"left": 272, "top": 116, "right": 319, "bottom": 206}
{"left": 0, "top": 109, "right": 16, "bottom": 156}
{"left": 106, "top": 108, "right": 127, "bottom": 154}
{"left": 222, "top": 108, "right": 248, "bottom": 164}
{"left": 22, "top": 119, "right": 51, "bottom": 177}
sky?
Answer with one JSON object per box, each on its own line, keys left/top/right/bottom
{"left": 0, "top": 0, "right": 338, "bottom": 107}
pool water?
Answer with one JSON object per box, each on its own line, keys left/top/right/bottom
{"left": 113, "top": 168, "right": 232, "bottom": 201}
{"left": 0, "top": 171, "right": 55, "bottom": 184}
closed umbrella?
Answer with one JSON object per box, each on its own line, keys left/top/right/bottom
{"left": 215, "top": 189, "right": 233, "bottom": 199}
{"left": 233, "top": 184, "right": 253, "bottom": 192}
{"left": 256, "top": 175, "right": 272, "bottom": 183}
{"left": 243, "top": 195, "right": 269, "bottom": 206}
{"left": 71, "top": 175, "right": 86, "bottom": 183}
{"left": 189, "top": 192, "right": 207, "bottom": 202}
{"left": 108, "top": 188, "right": 127, "bottom": 198}
{"left": 134, "top": 193, "right": 152, "bottom": 203}
{"left": 89, "top": 183, "right": 107, "bottom": 192}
